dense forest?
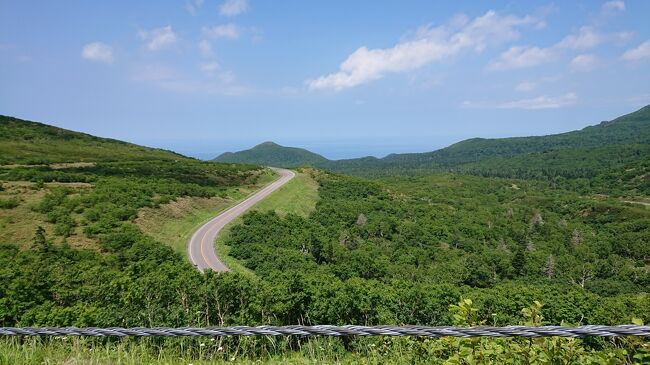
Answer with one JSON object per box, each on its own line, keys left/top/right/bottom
{"left": 1, "top": 115, "right": 649, "bottom": 363}
{"left": 225, "top": 171, "right": 650, "bottom": 320}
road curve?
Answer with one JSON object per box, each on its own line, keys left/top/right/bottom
{"left": 188, "top": 167, "right": 295, "bottom": 272}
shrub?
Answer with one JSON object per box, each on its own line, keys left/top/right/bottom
{"left": 0, "top": 197, "right": 19, "bottom": 209}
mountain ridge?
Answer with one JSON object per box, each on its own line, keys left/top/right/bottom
{"left": 211, "top": 105, "right": 650, "bottom": 179}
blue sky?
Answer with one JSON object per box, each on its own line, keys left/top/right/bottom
{"left": 1, "top": 0, "right": 649, "bottom": 159}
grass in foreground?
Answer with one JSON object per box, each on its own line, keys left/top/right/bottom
{"left": 0, "top": 337, "right": 385, "bottom": 365}
{"left": 2, "top": 332, "right": 648, "bottom": 365}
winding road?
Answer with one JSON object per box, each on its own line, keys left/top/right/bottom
{"left": 188, "top": 167, "right": 295, "bottom": 272}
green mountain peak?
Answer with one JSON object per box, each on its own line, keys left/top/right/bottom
{"left": 214, "top": 141, "right": 328, "bottom": 168}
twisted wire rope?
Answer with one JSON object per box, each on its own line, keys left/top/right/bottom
{"left": 1, "top": 325, "right": 649, "bottom": 338}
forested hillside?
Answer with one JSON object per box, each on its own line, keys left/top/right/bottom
{"left": 325, "top": 105, "right": 650, "bottom": 177}
{"left": 214, "top": 141, "right": 328, "bottom": 167}
{"left": 351, "top": 104, "right": 650, "bottom": 170}
{"left": 454, "top": 144, "right": 650, "bottom": 195}
{"left": 3, "top": 167, "right": 648, "bottom": 362}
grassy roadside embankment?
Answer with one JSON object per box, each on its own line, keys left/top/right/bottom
{"left": 135, "top": 168, "right": 278, "bottom": 255}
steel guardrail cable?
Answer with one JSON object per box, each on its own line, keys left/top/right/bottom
{"left": 1, "top": 325, "right": 649, "bottom": 338}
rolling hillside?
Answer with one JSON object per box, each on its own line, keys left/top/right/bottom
{"left": 212, "top": 106, "right": 650, "bottom": 193}
{"left": 0, "top": 115, "right": 266, "bottom": 252}
{"left": 326, "top": 104, "right": 650, "bottom": 175}
{"left": 214, "top": 141, "right": 328, "bottom": 167}
{"left": 0, "top": 115, "right": 189, "bottom": 164}
{"left": 326, "top": 106, "right": 650, "bottom": 195}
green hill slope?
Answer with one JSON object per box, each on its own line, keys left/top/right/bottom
{"left": 0, "top": 114, "right": 266, "bottom": 251}
{"left": 214, "top": 141, "right": 329, "bottom": 167}
{"left": 0, "top": 115, "right": 189, "bottom": 164}
{"left": 324, "top": 105, "right": 650, "bottom": 176}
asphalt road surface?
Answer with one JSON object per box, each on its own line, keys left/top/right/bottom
{"left": 188, "top": 167, "right": 295, "bottom": 272}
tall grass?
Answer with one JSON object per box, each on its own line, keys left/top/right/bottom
{"left": 0, "top": 336, "right": 421, "bottom": 365}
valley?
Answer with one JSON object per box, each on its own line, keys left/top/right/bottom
{"left": 0, "top": 108, "right": 648, "bottom": 363}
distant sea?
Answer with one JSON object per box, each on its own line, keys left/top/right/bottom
{"left": 164, "top": 137, "right": 453, "bottom": 161}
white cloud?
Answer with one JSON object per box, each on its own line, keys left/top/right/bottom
{"left": 203, "top": 24, "right": 240, "bottom": 40}
{"left": 514, "top": 75, "right": 561, "bottom": 92}
{"left": 200, "top": 63, "right": 235, "bottom": 84}
{"left": 186, "top": 0, "right": 204, "bottom": 15}
{"left": 464, "top": 92, "right": 577, "bottom": 110}
{"left": 570, "top": 54, "right": 598, "bottom": 72}
{"left": 81, "top": 42, "right": 114, "bottom": 63}
{"left": 602, "top": 0, "right": 625, "bottom": 12}
{"left": 488, "top": 46, "right": 555, "bottom": 71}
{"left": 556, "top": 26, "right": 603, "bottom": 50}
{"left": 499, "top": 93, "right": 577, "bottom": 109}
{"left": 492, "top": 27, "right": 612, "bottom": 69}
{"left": 515, "top": 81, "right": 537, "bottom": 92}
{"left": 557, "top": 26, "right": 631, "bottom": 50}
{"left": 622, "top": 40, "right": 650, "bottom": 61}
{"left": 198, "top": 40, "right": 213, "bottom": 57}
{"left": 200, "top": 62, "right": 220, "bottom": 75}
{"left": 134, "top": 64, "right": 243, "bottom": 95}
{"left": 139, "top": 26, "right": 178, "bottom": 51}
{"left": 488, "top": 25, "right": 630, "bottom": 72}
{"left": 219, "top": 0, "right": 248, "bottom": 16}
{"left": 308, "top": 10, "right": 541, "bottom": 91}
{"left": 218, "top": 70, "right": 236, "bottom": 84}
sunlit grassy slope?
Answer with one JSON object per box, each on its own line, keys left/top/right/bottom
{"left": 0, "top": 115, "right": 189, "bottom": 164}
{"left": 252, "top": 169, "right": 319, "bottom": 217}
{"left": 0, "top": 181, "right": 97, "bottom": 249}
